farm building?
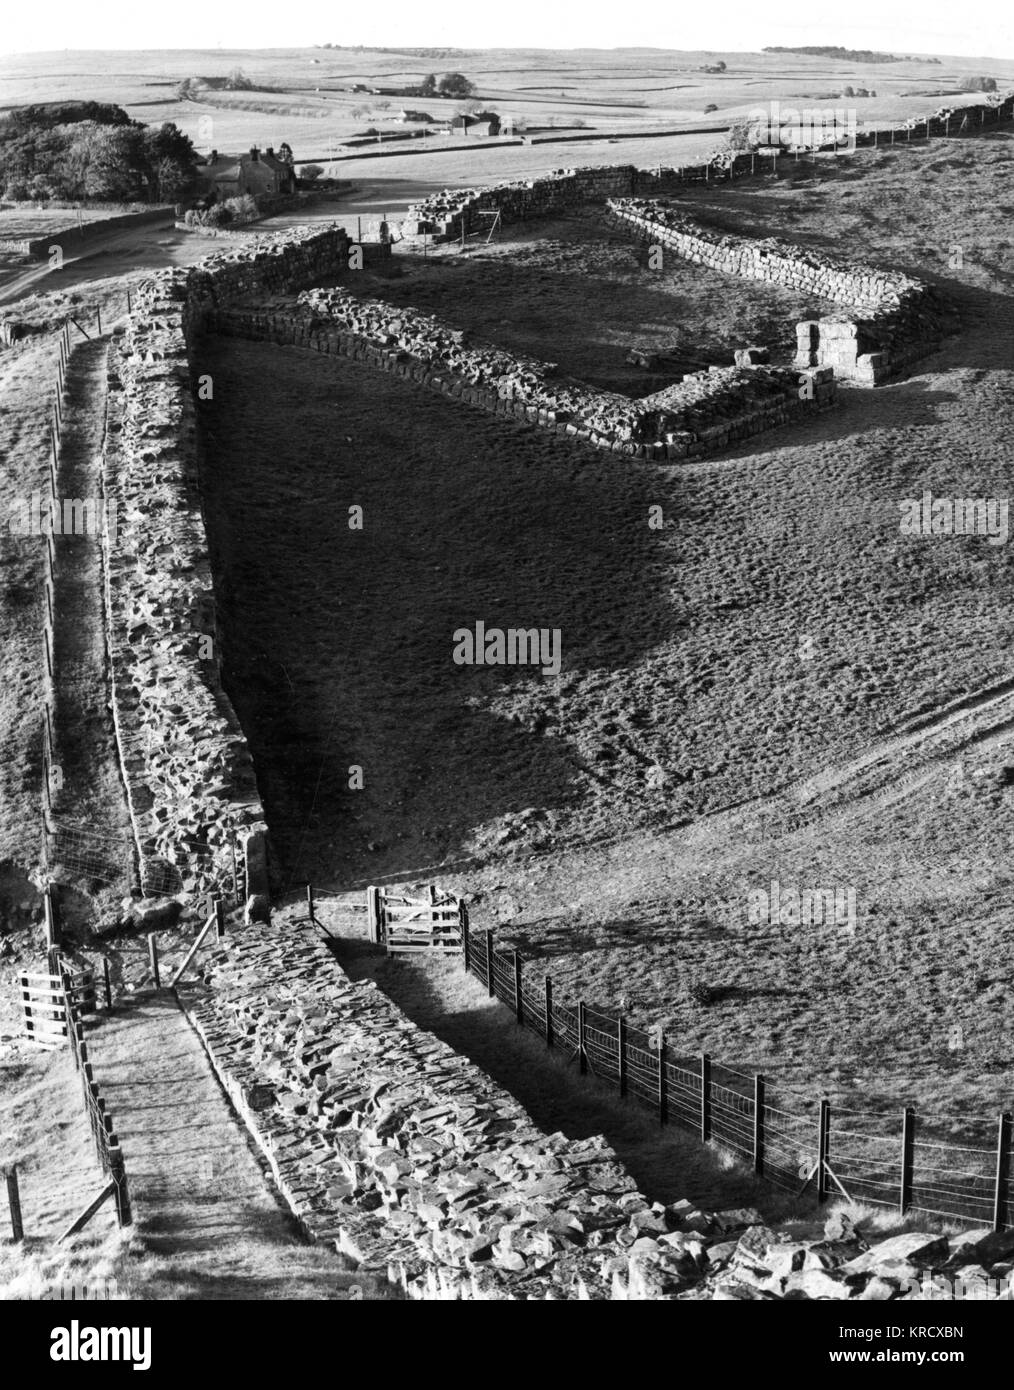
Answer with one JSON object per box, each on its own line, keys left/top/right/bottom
{"left": 451, "top": 111, "right": 501, "bottom": 137}
{"left": 197, "top": 147, "right": 297, "bottom": 200}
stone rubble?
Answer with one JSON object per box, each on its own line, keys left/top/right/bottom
{"left": 177, "top": 919, "right": 1014, "bottom": 1300}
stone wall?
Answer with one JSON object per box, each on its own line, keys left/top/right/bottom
{"left": 177, "top": 915, "right": 1014, "bottom": 1300}
{"left": 404, "top": 93, "right": 1014, "bottom": 240}
{"left": 102, "top": 225, "right": 380, "bottom": 903}
{"left": 605, "top": 199, "right": 959, "bottom": 385}
{"left": 207, "top": 287, "right": 835, "bottom": 461}
{"left": 0, "top": 206, "right": 177, "bottom": 258}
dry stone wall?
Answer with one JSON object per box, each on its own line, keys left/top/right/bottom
{"left": 404, "top": 94, "right": 1014, "bottom": 241}
{"left": 103, "top": 225, "right": 376, "bottom": 903}
{"left": 605, "top": 199, "right": 959, "bottom": 384}
{"left": 208, "top": 287, "right": 835, "bottom": 461}
{"left": 177, "top": 917, "right": 1014, "bottom": 1300}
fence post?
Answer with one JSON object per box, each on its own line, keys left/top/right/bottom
{"left": 5, "top": 1166, "right": 24, "bottom": 1243}
{"left": 899, "top": 1106, "right": 915, "bottom": 1216}
{"left": 485, "top": 931, "right": 495, "bottom": 997}
{"left": 366, "top": 885, "right": 382, "bottom": 944}
{"left": 214, "top": 897, "right": 226, "bottom": 940}
{"left": 992, "top": 1112, "right": 1011, "bottom": 1232}
{"left": 43, "top": 883, "right": 58, "bottom": 951}
{"left": 700, "top": 1052, "right": 711, "bottom": 1141}
{"left": 618, "top": 1015, "right": 627, "bottom": 1098}
{"left": 148, "top": 933, "right": 161, "bottom": 990}
{"left": 545, "top": 976, "right": 554, "bottom": 1048}
{"left": 460, "top": 901, "right": 470, "bottom": 971}
{"left": 103, "top": 957, "right": 112, "bottom": 1011}
{"left": 754, "top": 1074, "right": 765, "bottom": 1177}
{"left": 658, "top": 1033, "right": 668, "bottom": 1126}
{"left": 818, "top": 1098, "right": 831, "bottom": 1204}
{"left": 513, "top": 950, "right": 523, "bottom": 1026}
{"left": 109, "top": 1144, "right": 131, "bottom": 1227}
{"left": 578, "top": 1001, "right": 587, "bottom": 1075}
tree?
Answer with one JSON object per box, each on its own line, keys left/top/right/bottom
{"left": 226, "top": 67, "right": 254, "bottom": 91}
{"left": 438, "top": 73, "right": 474, "bottom": 98}
{"left": 841, "top": 86, "right": 855, "bottom": 98}
{"left": 715, "top": 60, "right": 727, "bottom": 71}
{"left": 278, "top": 142, "right": 294, "bottom": 164}
{"left": 420, "top": 73, "right": 437, "bottom": 96}
{"left": 299, "top": 163, "right": 324, "bottom": 181}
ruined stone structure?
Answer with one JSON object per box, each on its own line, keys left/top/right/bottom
{"left": 104, "top": 225, "right": 385, "bottom": 902}
{"left": 605, "top": 199, "right": 959, "bottom": 384}
{"left": 208, "top": 288, "right": 835, "bottom": 460}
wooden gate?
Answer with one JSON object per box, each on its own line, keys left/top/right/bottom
{"left": 20, "top": 967, "right": 95, "bottom": 1049}
{"left": 366, "top": 885, "right": 464, "bottom": 956}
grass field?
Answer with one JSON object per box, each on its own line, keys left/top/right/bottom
{"left": 192, "top": 130, "right": 1014, "bottom": 1130}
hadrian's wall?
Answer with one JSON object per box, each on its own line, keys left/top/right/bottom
{"left": 207, "top": 287, "right": 836, "bottom": 461}
{"left": 103, "top": 225, "right": 379, "bottom": 903}
{"left": 404, "top": 93, "right": 1014, "bottom": 241}
{"left": 177, "top": 916, "right": 1014, "bottom": 1301}
{"left": 604, "top": 199, "right": 959, "bottom": 385}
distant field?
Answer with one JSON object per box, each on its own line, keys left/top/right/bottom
{"left": 2, "top": 45, "right": 1012, "bottom": 195}
{"left": 0, "top": 207, "right": 148, "bottom": 242}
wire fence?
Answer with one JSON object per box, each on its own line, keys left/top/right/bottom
{"left": 461, "top": 921, "right": 1014, "bottom": 1232}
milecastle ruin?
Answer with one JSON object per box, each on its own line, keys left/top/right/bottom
{"left": 30, "top": 87, "right": 1012, "bottom": 1295}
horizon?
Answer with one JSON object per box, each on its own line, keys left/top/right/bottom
{"left": 3, "top": 0, "right": 1013, "bottom": 63}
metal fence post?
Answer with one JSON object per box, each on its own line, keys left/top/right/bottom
{"left": 103, "top": 957, "right": 112, "bottom": 1011}
{"left": 578, "top": 1001, "right": 587, "bottom": 1075}
{"left": 658, "top": 1033, "right": 668, "bottom": 1126}
{"left": 148, "top": 933, "right": 161, "bottom": 990}
{"left": 513, "top": 950, "right": 523, "bottom": 1026}
{"left": 485, "top": 931, "right": 494, "bottom": 997}
{"left": 700, "top": 1052, "right": 711, "bottom": 1141}
{"left": 618, "top": 1016, "right": 627, "bottom": 1098}
{"left": 753, "top": 1074, "right": 766, "bottom": 1176}
{"left": 992, "top": 1112, "right": 1011, "bottom": 1232}
{"left": 545, "top": 976, "right": 553, "bottom": 1048}
{"left": 900, "top": 1106, "right": 915, "bottom": 1216}
{"left": 818, "top": 1098, "right": 831, "bottom": 1204}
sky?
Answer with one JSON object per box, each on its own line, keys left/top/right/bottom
{"left": 2, "top": 0, "right": 1013, "bottom": 60}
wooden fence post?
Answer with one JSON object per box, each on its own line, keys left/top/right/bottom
{"left": 366, "top": 886, "right": 382, "bottom": 944}
{"left": 5, "top": 1166, "right": 24, "bottom": 1242}
{"left": 305, "top": 883, "right": 315, "bottom": 925}
{"left": 578, "top": 1001, "right": 587, "bottom": 1075}
{"left": 992, "top": 1112, "right": 1011, "bottom": 1232}
{"left": 485, "top": 931, "right": 494, "bottom": 997}
{"left": 103, "top": 957, "right": 112, "bottom": 1011}
{"left": 513, "top": 950, "right": 523, "bottom": 1026}
{"left": 544, "top": 976, "right": 554, "bottom": 1048}
{"left": 618, "top": 1016, "right": 627, "bottom": 1098}
{"left": 700, "top": 1052, "right": 711, "bottom": 1141}
{"left": 818, "top": 1098, "right": 831, "bottom": 1204}
{"left": 43, "top": 883, "right": 58, "bottom": 952}
{"left": 148, "top": 933, "right": 161, "bottom": 990}
{"left": 754, "top": 1074, "right": 765, "bottom": 1177}
{"left": 900, "top": 1106, "right": 915, "bottom": 1216}
{"left": 109, "top": 1144, "right": 131, "bottom": 1227}
{"left": 215, "top": 897, "right": 226, "bottom": 939}
{"left": 460, "top": 901, "right": 470, "bottom": 972}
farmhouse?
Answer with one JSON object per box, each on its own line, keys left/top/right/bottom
{"left": 198, "top": 146, "right": 297, "bottom": 200}
{"left": 451, "top": 111, "right": 501, "bottom": 136}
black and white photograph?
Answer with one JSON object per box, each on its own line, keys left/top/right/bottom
{"left": 0, "top": 0, "right": 1012, "bottom": 1360}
